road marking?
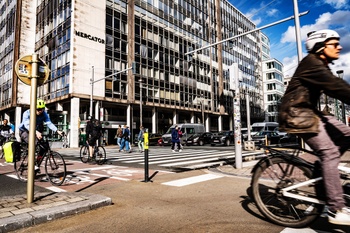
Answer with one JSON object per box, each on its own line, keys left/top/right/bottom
{"left": 162, "top": 174, "right": 223, "bottom": 187}
{"left": 46, "top": 186, "right": 67, "bottom": 192}
{"left": 280, "top": 228, "right": 329, "bottom": 233}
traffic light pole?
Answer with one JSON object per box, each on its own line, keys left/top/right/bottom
{"left": 184, "top": 11, "right": 309, "bottom": 169}
{"left": 90, "top": 63, "right": 136, "bottom": 118}
{"left": 185, "top": 11, "right": 309, "bottom": 56}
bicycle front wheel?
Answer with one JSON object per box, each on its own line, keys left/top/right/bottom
{"left": 45, "top": 151, "right": 66, "bottom": 186}
{"left": 95, "top": 146, "right": 106, "bottom": 165}
{"left": 80, "top": 145, "right": 89, "bottom": 163}
{"left": 251, "top": 157, "right": 323, "bottom": 228}
{"left": 14, "top": 151, "right": 28, "bottom": 182}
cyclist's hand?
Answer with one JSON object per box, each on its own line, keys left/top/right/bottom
{"left": 36, "top": 131, "right": 42, "bottom": 140}
{"left": 56, "top": 130, "right": 63, "bottom": 136}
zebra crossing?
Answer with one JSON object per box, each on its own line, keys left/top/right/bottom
{"left": 59, "top": 146, "right": 264, "bottom": 170}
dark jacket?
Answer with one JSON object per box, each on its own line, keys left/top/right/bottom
{"left": 279, "top": 53, "right": 350, "bottom": 134}
{"left": 171, "top": 128, "right": 180, "bottom": 143}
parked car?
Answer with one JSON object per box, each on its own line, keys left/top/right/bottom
{"left": 185, "top": 132, "right": 213, "bottom": 146}
{"left": 241, "top": 128, "right": 248, "bottom": 141}
{"left": 148, "top": 133, "right": 163, "bottom": 146}
{"left": 162, "top": 123, "right": 205, "bottom": 146}
{"left": 211, "top": 131, "right": 234, "bottom": 146}
{"left": 279, "top": 133, "right": 299, "bottom": 145}
{"left": 134, "top": 133, "right": 163, "bottom": 146}
{"left": 273, "top": 127, "right": 287, "bottom": 137}
{"left": 251, "top": 131, "right": 281, "bottom": 148}
{"left": 250, "top": 122, "right": 279, "bottom": 137}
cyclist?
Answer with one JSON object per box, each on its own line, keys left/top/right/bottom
{"left": 18, "top": 99, "right": 62, "bottom": 155}
{"left": 279, "top": 29, "right": 350, "bottom": 225}
{"left": 86, "top": 116, "right": 102, "bottom": 160}
{"left": 0, "top": 119, "right": 14, "bottom": 146}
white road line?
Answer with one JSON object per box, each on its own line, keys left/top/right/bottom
{"left": 280, "top": 228, "right": 329, "bottom": 233}
{"left": 46, "top": 186, "right": 67, "bottom": 192}
{"left": 162, "top": 174, "right": 223, "bottom": 187}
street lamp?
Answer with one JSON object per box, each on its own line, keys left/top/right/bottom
{"left": 336, "top": 70, "right": 346, "bottom": 123}
{"left": 140, "top": 78, "right": 143, "bottom": 127}
{"left": 90, "top": 66, "right": 94, "bottom": 117}
{"left": 200, "top": 94, "right": 204, "bottom": 124}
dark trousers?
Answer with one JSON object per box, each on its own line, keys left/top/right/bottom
{"left": 299, "top": 115, "right": 350, "bottom": 211}
{"left": 171, "top": 141, "right": 180, "bottom": 150}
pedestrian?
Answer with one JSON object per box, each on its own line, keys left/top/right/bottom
{"left": 127, "top": 126, "right": 132, "bottom": 151}
{"left": 115, "top": 125, "right": 123, "bottom": 147}
{"left": 137, "top": 126, "right": 144, "bottom": 153}
{"left": 119, "top": 125, "right": 131, "bottom": 153}
{"left": 171, "top": 125, "right": 181, "bottom": 152}
{"left": 278, "top": 29, "right": 350, "bottom": 225}
{"left": 178, "top": 127, "right": 184, "bottom": 150}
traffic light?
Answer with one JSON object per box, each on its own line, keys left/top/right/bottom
{"left": 132, "top": 62, "right": 136, "bottom": 75}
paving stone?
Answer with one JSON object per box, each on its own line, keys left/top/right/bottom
{"left": 11, "top": 207, "right": 34, "bottom": 215}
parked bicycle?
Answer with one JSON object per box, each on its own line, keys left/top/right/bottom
{"left": 250, "top": 144, "right": 350, "bottom": 228}
{"left": 14, "top": 134, "right": 67, "bottom": 186}
{"left": 80, "top": 142, "right": 106, "bottom": 165}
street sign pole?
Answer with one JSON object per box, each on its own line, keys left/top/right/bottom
{"left": 27, "top": 54, "right": 39, "bottom": 203}
{"left": 15, "top": 54, "right": 50, "bottom": 203}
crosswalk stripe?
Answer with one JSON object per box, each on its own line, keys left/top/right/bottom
{"left": 162, "top": 174, "right": 223, "bottom": 187}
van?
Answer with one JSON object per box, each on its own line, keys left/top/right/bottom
{"left": 162, "top": 123, "right": 205, "bottom": 145}
{"left": 250, "top": 122, "right": 278, "bottom": 137}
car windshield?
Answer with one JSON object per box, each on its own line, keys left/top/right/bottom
{"left": 252, "top": 126, "right": 264, "bottom": 132}
{"left": 256, "top": 131, "right": 269, "bottom": 136}
{"left": 165, "top": 127, "right": 175, "bottom": 134}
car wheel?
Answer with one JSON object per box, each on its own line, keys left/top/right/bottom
{"left": 225, "top": 140, "right": 230, "bottom": 146}
{"left": 199, "top": 140, "right": 204, "bottom": 146}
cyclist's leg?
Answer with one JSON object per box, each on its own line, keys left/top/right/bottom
{"left": 300, "top": 115, "right": 346, "bottom": 212}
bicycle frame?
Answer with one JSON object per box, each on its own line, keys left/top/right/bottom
{"left": 280, "top": 165, "right": 350, "bottom": 205}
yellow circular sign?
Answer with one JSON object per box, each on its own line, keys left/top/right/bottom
{"left": 15, "top": 55, "right": 50, "bottom": 86}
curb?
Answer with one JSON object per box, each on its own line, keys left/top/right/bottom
{"left": 0, "top": 192, "right": 112, "bottom": 233}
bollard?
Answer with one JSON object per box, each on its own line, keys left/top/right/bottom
{"left": 143, "top": 130, "right": 149, "bottom": 182}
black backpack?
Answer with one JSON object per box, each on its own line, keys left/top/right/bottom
{"left": 91, "top": 119, "right": 102, "bottom": 137}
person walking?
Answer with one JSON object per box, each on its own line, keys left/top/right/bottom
{"left": 119, "top": 125, "right": 131, "bottom": 153}
{"left": 171, "top": 125, "right": 181, "bottom": 152}
{"left": 115, "top": 125, "right": 123, "bottom": 147}
{"left": 137, "top": 126, "right": 144, "bottom": 153}
{"left": 278, "top": 29, "right": 350, "bottom": 225}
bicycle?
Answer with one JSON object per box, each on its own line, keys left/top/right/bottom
{"left": 80, "top": 142, "right": 106, "bottom": 165}
{"left": 250, "top": 144, "right": 350, "bottom": 228}
{"left": 14, "top": 134, "right": 67, "bottom": 186}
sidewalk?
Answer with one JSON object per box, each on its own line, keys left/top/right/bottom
{"left": 2, "top": 149, "right": 350, "bottom": 232}
{"left": 0, "top": 191, "right": 111, "bottom": 232}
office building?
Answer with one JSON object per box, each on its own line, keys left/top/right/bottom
{"left": 0, "top": 0, "right": 264, "bottom": 147}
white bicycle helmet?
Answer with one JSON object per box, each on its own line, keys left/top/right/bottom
{"left": 305, "top": 29, "right": 340, "bottom": 54}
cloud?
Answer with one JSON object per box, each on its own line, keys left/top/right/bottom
{"left": 267, "top": 9, "right": 278, "bottom": 17}
{"left": 282, "top": 52, "right": 350, "bottom": 82}
{"left": 321, "top": 0, "right": 350, "bottom": 10}
{"left": 280, "top": 10, "right": 350, "bottom": 44}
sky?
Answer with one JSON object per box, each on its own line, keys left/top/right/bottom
{"left": 228, "top": 0, "right": 350, "bottom": 82}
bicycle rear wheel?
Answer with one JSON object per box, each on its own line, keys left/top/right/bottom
{"left": 45, "top": 151, "right": 66, "bottom": 186}
{"left": 14, "top": 151, "right": 29, "bottom": 182}
{"left": 95, "top": 146, "right": 106, "bottom": 165}
{"left": 80, "top": 145, "right": 89, "bottom": 163}
{"left": 251, "top": 157, "right": 323, "bottom": 228}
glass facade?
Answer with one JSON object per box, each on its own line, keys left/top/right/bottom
{"left": 0, "top": 0, "right": 266, "bottom": 146}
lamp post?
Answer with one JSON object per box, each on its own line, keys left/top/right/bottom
{"left": 140, "top": 78, "right": 143, "bottom": 127}
{"left": 90, "top": 66, "right": 94, "bottom": 117}
{"left": 200, "top": 94, "right": 204, "bottom": 124}
{"left": 336, "top": 70, "right": 346, "bottom": 123}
